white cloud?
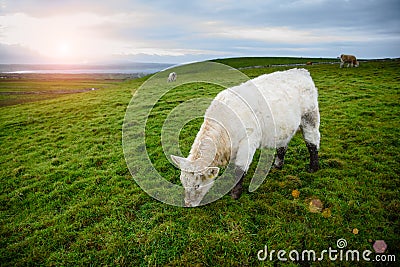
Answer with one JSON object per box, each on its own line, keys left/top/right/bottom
{"left": 200, "top": 22, "right": 343, "bottom": 44}
{"left": 199, "top": 19, "right": 400, "bottom": 45}
{"left": 287, "top": 0, "right": 327, "bottom": 6}
{"left": 116, "top": 47, "right": 229, "bottom": 57}
{"left": 216, "top": 26, "right": 337, "bottom": 44}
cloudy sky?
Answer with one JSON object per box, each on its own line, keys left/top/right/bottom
{"left": 0, "top": 0, "right": 399, "bottom": 64}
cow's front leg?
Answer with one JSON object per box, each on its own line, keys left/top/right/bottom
{"left": 274, "top": 146, "right": 288, "bottom": 169}
{"left": 231, "top": 167, "right": 245, "bottom": 200}
{"left": 230, "top": 140, "right": 257, "bottom": 200}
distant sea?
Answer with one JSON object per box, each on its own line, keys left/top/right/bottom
{"left": 0, "top": 63, "right": 174, "bottom": 74}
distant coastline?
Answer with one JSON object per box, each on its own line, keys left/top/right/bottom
{"left": 0, "top": 62, "right": 174, "bottom": 74}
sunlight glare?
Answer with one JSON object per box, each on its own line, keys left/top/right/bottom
{"left": 57, "top": 42, "right": 71, "bottom": 57}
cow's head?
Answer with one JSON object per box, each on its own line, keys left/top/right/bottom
{"left": 171, "top": 155, "right": 220, "bottom": 207}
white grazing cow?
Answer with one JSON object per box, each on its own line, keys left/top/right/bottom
{"left": 340, "top": 54, "right": 359, "bottom": 68}
{"left": 167, "top": 72, "right": 177, "bottom": 82}
{"left": 171, "top": 69, "right": 320, "bottom": 207}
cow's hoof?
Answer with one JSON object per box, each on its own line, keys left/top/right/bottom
{"left": 231, "top": 186, "right": 243, "bottom": 200}
{"left": 273, "top": 164, "right": 283, "bottom": 170}
{"left": 308, "top": 165, "right": 319, "bottom": 173}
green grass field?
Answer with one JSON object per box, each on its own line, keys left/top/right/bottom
{"left": 1, "top": 58, "right": 399, "bottom": 266}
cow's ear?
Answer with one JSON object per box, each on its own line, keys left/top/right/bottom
{"left": 171, "top": 155, "right": 188, "bottom": 168}
{"left": 203, "top": 167, "right": 220, "bottom": 180}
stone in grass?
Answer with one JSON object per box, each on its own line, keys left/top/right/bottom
{"left": 373, "top": 240, "right": 387, "bottom": 253}
{"left": 291, "top": 189, "right": 300, "bottom": 198}
{"left": 309, "top": 198, "right": 323, "bottom": 213}
{"left": 322, "top": 208, "right": 332, "bottom": 218}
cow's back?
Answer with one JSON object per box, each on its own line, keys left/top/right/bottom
{"left": 252, "top": 69, "right": 317, "bottom": 147}
{"left": 205, "top": 69, "right": 318, "bottom": 149}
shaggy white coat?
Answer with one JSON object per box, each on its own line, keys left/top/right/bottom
{"left": 172, "top": 68, "right": 320, "bottom": 206}
{"left": 191, "top": 68, "right": 319, "bottom": 170}
{"left": 167, "top": 72, "right": 177, "bottom": 82}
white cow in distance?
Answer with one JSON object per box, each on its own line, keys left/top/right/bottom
{"left": 167, "top": 72, "right": 177, "bottom": 82}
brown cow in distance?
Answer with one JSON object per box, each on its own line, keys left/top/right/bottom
{"left": 339, "top": 54, "right": 359, "bottom": 68}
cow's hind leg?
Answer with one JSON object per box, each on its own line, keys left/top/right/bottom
{"left": 306, "top": 142, "right": 319, "bottom": 172}
{"left": 301, "top": 110, "right": 320, "bottom": 173}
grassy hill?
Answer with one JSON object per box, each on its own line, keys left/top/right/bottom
{"left": 212, "top": 56, "right": 337, "bottom": 68}
{"left": 1, "top": 58, "right": 399, "bottom": 266}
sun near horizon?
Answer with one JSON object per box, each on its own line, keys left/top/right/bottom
{"left": 57, "top": 42, "right": 71, "bottom": 57}
{"left": 0, "top": 12, "right": 118, "bottom": 65}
